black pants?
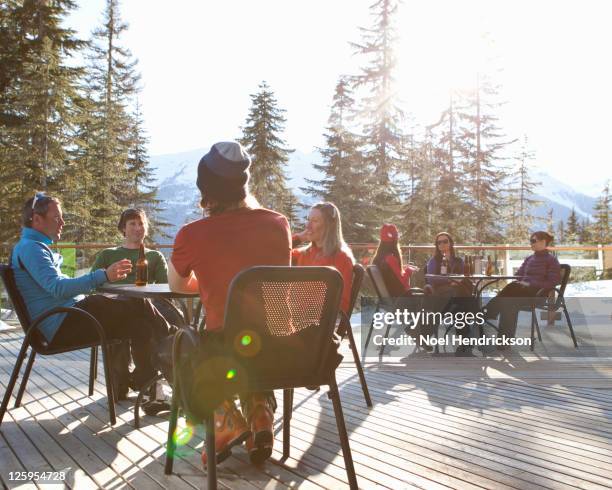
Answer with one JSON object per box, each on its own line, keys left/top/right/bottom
{"left": 51, "top": 294, "right": 171, "bottom": 390}
{"left": 485, "top": 282, "right": 540, "bottom": 338}
{"left": 425, "top": 283, "right": 477, "bottom": 339}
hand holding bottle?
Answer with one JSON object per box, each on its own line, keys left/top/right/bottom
{"left": 105, "top": 259, "right": 132, "bottom": 282}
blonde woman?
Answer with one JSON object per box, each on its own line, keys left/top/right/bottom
{"left": 292, "top": 202, "right": 355, "bottom": 314}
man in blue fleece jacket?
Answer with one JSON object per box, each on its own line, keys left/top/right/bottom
{"left": 11, "top": 193, "right": 170, "bottom": 398}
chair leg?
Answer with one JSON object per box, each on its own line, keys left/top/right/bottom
{"left": 562, "top": 303, "right": 578, "bottom": 348}
{"left": 328, "top": 376, "right": 358, "bottom": 490}
{"left": 282, "top": 388, "right": 292, "bottom": 461}
{"left": 345, "top": 320, "right": 372, "bottom": 407}
{"left": 93, "top": 346, "right": 98, "bottom": 379}
{"left": 530, "top": 309, "right": 536, "bottom": 351}
{"left": 362, "top": 305, "right": 379, "bottom": 360}
{"left": 534, "top": 313, "right": 542, "bottom": 341}
{"left": 434, "top": 323, "right": 440, "bottom": 355}
{"left": 89, "top": 346, "right": 96, "bottom": 396}
{"left": 205, "top": 412, "right": 217, "bottom": 490}
{"left": 0, "top": 340, "right": 31, "bottom": 426}
{"left": 379, "top": 323, "right": 392, "bottom": 359}
{"left": 164, "top": 388, "right": 180, "bottom": 475}
{"left": 14, "top": 350, "right": 36, "bottom": 408}
{"left": 99, "top": 341, "right": 117, "bottom": 426}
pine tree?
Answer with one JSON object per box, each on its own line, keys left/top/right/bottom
{"left": 565, "top": 208, "right": 579, "bottom": 243}
{"left": 457, "top": 70, "right": 514, "bottom": 243}
{"left": 281, "top": 191, "right": 302, "bottom": 231}
{"left": 302, "top": 77, "right": 372, "bottom": 241}
{"left": 504, "top": 136, "right": 541, "bottom": 242}
{"left": 557, "top": 220, "right": 566, "bottom": 243}
{"left": 125, "top": 101, "right": 170, "bottom": 240}
{"left": 84, "top": 0, "right": 142, "bottom": 241}
{"left": 578, "top": 218, "right": 592, "bottom": 244}
{"left": 351, "top": 0, "right": 405, "bottom": 225}
{"left": 546, "top": 208, "right": 555, "bottom": 236}
{"left": 593, "top": 182, "right": 611, "bottom": 244}
{"left": 420, "top": 92, "right": 471, "bottom": 242}
{"left": 398, "top": 130, "right": 438, "bottom": 242}
{"left": 0, "top": 0, "right": 86, "bottom": 244}
{"left": 239, "top": 81, "right": 296, "bottom": 216}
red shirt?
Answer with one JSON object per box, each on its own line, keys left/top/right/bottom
{"left": 171, "top": 208, "right": 291, "bottom": 331}
{"left": 384, "top": 254, "right": 414, "bottom": 290}
{"left": 291, "top": 240, "right": 354, "bottom": 314}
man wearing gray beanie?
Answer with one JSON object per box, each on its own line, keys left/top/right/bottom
{"left": 169, "top": 141, "right": 291, "bottom": 466}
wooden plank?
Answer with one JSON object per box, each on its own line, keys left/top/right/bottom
{"left": 0, "top": 432, "right": 36, "bottom": 490}
{"left": 11, "top": 341, "right": 300, "bottom": 490}
{"left": 367, "top": 370, "right": 612, "bottom": 445}
{"left": 45, "top": 356, "right": 354, "bottom": 488}
{"left": 12, "top": 341, "right": 346, "bottom": 490}
{"left": 335, "top": 370, "right": 612, "bottom": 458}
{"left": 290, "top": 390, "right": 609, "bottom": 490}
{"left": 333, "top": 378, "right": 612, "bottom": 472}
{"left": 0, "top": 354, "right": 247, "bottom": 490}
{"left": 3, "top": 328, "right": 612, "bottom": 490}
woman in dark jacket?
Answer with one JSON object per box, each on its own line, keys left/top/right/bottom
{"left": 425, "top": 232, "right": 468, "bottom": 294}
{"left": 485, "top": 231, "right": 561, "bottom": 348}
{"left": 424, "top": 232, "right": 475, "bottom": 355}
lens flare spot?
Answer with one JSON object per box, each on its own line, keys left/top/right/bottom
{"left": 173, "top": 425, "right": 193, "bottom": 446}
{"left": 226, "top": 369, "right": 237, "bottom": 380}
{"left": 234, "top": 330, "right": 262, "bottom": 357}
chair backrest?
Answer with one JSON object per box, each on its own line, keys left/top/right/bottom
{"left": 0, "top": 264, "right": 33, "bottom": 332}
{"left": 367, "top": 265, "right": 391, "bottom": 300}
{"left": 221, "top": 266, "right": 343, "bottom": 390}
{"left": 558, "top": 264, "right": 571, "bottom": 300}
{"left": 347, "top": 264, "right": 365, "bottom": 317}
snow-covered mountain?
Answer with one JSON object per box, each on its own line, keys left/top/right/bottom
{"left": 150, "top": 148, "right": 598, "bottom": 239}
{"left": 151, "top": 148, "right": 323, "bottom": 239}
{"left": 530, "top": 168, "right": 597, "bottom": 223}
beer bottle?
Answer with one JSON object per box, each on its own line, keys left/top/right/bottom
{"left": 486, "top": 255, "right": 494, "bottom": 276}
{"left": 465, "top": 255, "right": 471, "bottom": 276}
{"left": 135, "top": 244, "right": 148, "bottom": 286}
{"left": 440, "top": 254, "right": 449, "bottom": 275}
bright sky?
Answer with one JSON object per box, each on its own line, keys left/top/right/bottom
{"left": 68, "top": 0, "right": 612, "bottom": 196}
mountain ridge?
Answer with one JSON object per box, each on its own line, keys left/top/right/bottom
{"left": 150, "top": 149, "right": 598, "bottom": 239}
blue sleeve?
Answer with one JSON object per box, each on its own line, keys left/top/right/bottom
{"left": 426, "top": 257, "right": 446, "bottom": 286}
{"left": 21, "top": 242, "right": 107, "bottom": 299}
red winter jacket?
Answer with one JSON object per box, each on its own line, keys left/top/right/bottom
{"left": 291, "top": 236, "right": 354, "bottom": 314}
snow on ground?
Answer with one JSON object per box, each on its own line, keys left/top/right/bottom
{"left": 565, "top": 280, "right": 612, "bottom": 297}
{"left": 0, "top": 319, "right": 13, "bottom": 331}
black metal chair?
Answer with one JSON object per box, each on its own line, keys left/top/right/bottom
{"left": 336, "top": 264, "right": 372, "bottom": 407}
{"left": 0, "top": 264, "right": 118, "bottom": 427}
{"left": 364, "top": 264, "right": 424, "bottom": 356}
{"left": 525, "top": 264, "right": 578, "bottom": 351}
{"left": 164, "top": 266, "right": 358, "bottom": 490}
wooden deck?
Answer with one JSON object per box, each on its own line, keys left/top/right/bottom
{"left": 1, "top": 326, "right": 612, "bottom": 489}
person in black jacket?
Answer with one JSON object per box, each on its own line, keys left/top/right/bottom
{"left": 424, "top": 232, "right": 476, "bottom": 356}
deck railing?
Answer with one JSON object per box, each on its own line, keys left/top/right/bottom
{"left": 0, "top": 242, "right": 609, "bottom": 278}
{"left": 1, "top": 242, "right": 610, "bottom": 324}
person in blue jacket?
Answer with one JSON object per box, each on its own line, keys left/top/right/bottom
{"left": 485, "top": 231, "right": 561, "bottom": 348}
{"left": 11, "top": 193, "right": 170, "bottom": 398}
